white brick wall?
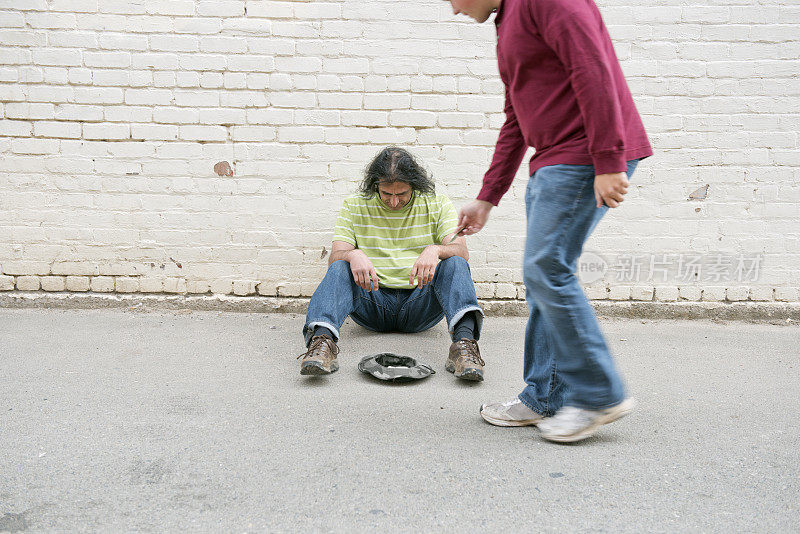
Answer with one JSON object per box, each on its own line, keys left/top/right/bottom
{"left": 1, "top": 0, "right": 798, "bottom": 302}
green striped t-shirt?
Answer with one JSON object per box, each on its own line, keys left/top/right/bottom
{"left": 333, "top": 192, "right": 459, "bottom": 289}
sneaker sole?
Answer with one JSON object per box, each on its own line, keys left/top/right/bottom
{"left": 539, "top": 398, "right": 636, "bottom": 443}
{"left": 445, "top": 362, "right": 484, "bottom": 382}
{"left": 458, "top": 369, "right": 484, "bottom": 381}
{"left": 479, "top": 405, "right": 542, "bottom": 427}
{"left": 300, "top": 361, "right": 338, "bottom": 375}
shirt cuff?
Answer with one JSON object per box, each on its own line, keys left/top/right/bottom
{"left": 476, "top": 187, "right": 502, "bottom": 206}
{"left": 591, "top": 150, "right": 628, "bottom": 175}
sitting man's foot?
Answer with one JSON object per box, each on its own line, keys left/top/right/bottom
{"left": 446, "top": 338, "right": 484, "bottom": 381}
{"left": 480, "top": 398, "right": 543, "bottom": 427}
{"left": 297, "top": 335, "right": 340, "bottom": 375}
{"left": 537, "top": 398, "right": 636, "bottom": 443}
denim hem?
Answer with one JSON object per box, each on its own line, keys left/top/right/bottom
{"left": 517, "top": 392, "right": 547, "bottom": 417}
{"left": 447, "top": 305, "right": 484, "bottom": 331}
{"left": 566, "top": 395, "right": 627, "bottom": 411}
{"left": 447, "top": 305, "right": 484, "bottom": 340}
{"left": 304, "top": 321, "right": 340, "bottom": 346}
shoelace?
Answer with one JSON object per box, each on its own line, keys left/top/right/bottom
{"left": 297, "top": 336, "right": 335, "bottom": 360}
{"left": 455, "top": 339, "right": 484, "bottom": 366}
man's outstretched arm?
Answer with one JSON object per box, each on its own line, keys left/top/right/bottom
{"left": 459, "top": 88, "right": 526, "bottom": 235}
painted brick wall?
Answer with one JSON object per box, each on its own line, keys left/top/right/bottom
{"left": 1, "top": 0, "right": 798, "bottom": 303}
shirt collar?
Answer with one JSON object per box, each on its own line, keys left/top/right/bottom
{"left": 494, "top": 0, "right": 506, "bottom": 27}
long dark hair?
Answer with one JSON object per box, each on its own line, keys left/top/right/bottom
{"left": 358, "top": 146, "right": 435, "bottom": 198}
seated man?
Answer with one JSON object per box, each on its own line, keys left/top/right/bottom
{"left": 298, "top": 146, "right": 485, "bottom": 381}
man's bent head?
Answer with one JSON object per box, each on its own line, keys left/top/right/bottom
{"left": 378, "top": 181, "right": 413, "bottom": 210}
{"left": 360, "top": 147, "right": 435, "bottom": 210}
{"left": 444, "top": 0, "right": 501, "bottom": 23}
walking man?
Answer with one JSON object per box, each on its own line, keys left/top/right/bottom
{"left": 447, "top": 0, "right": 652, "bottom": 441}
{"left": 298, "top": 147, "right": 486, "bottom": 381}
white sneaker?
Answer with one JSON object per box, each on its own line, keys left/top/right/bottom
{"left": 480, "top": 398, "right": 543, "bottom": 427}
{"left": 537, "top": 398, "right": 636, "bottom": 443}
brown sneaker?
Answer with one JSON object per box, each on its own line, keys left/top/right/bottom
{"left": 297, "top": 335, "right": 340, "bottom": 375}
{"left": 446, "top": 339, "right": 484, "bottom": 381}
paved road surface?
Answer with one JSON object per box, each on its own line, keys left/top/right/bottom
{"left": 1, "top": 308, "right": 799, "bottom": 532}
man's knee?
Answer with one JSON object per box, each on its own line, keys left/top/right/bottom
{"left": 524, "top": 255, "right": 571, "bottom": 294}
{"left": 436, "top": 256, "right": 469, "bottom": 277}
{"left": 315, "top": 260, "right": 356, "bottom": 293}
{"left": 326, "top": 259, "right": 352, "bottom": 278}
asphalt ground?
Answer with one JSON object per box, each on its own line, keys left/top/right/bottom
{"left": 1, "top": 308, "right": 799, "bottom": 532}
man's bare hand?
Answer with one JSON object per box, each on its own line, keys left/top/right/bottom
{"left": 347, "top": 249, "right": 380, "bottom": 291}
{"left": 594, "top": 172, "right": 629, "bottom": 208}
{"left": 457, "top": 199, "right": 494, "bottom": 236}
{"left": 410, "top": 245, "right": 439, "bottom": 288}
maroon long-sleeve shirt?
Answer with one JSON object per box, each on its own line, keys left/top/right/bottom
{"left": 478, "top": 0, "right": 653, "bottom": 206}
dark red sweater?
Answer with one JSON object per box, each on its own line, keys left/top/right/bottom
{"left": 478, "top": 0, "right": 653, "bottom": 205}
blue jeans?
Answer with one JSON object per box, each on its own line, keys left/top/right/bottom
{"left": 303, "top": 256, "right": 483, "bottom": 346}
{"left": 518, "top": 160, "right": 639, "bottom": 415}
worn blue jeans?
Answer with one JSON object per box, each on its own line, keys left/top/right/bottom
{"left": 518, "top": 160, "right": 639, "bottom": 416}
{"left": 303, "top": 256, "right": 483, "bottom": 346}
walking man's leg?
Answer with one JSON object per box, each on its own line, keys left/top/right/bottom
{"left": 480, "top": 180, "right": 562, "bottom": 427}
{"left": 525, "top": 161, "right": 639, "bottom": 441}
{"left": 516, "top": 167, "right": 572, "bottom": 417}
